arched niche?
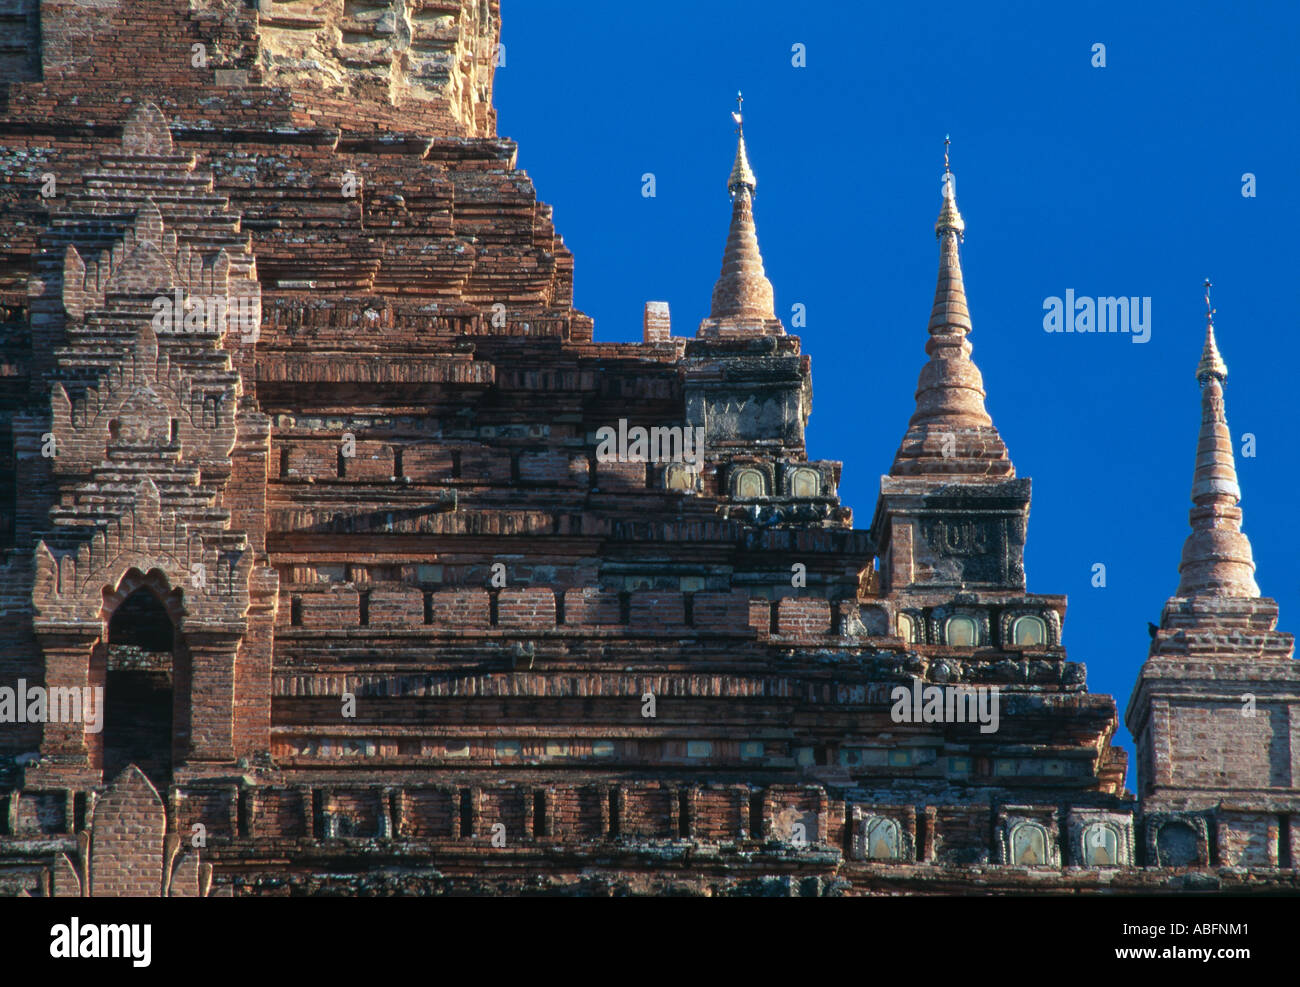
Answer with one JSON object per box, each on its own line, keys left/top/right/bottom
{"left": 664, "top": 462, "right": 697, "bottom": 492}
{"left": 1082, "top": 822, "right": 1120, "bottom": 866}
{"left": 945, "top": 615, "right": 978, "bottom": 647}
{"left": 92, "top": 569, "right": 191, "bottom": 789}
{"left": 897, "top": 613, "right": 919, "bottom": 643}
{"left": 1155, "top": 821, "right": 1201, "bottom": 867}
{"left": 1012, "top": 614, "right": 1048, "bottom": 646}
{"left": 732, "top": 468, "right": 766, "bottom": 500}
{"left": 1009, "top": 821, "right": 1050, "bottom": 866}
{"left": 788, "top": 467, "right": 819, "bottom": 498}
{"left": 862, "top": 816, "right": 902, "bottom": 861}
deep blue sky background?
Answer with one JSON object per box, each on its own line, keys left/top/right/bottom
{"left": 494, "top": 1, "right": 1300, "bottom": 788}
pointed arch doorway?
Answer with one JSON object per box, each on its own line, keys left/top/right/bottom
{"left": 93, "top": 572, "right": 191, "bottom": 789}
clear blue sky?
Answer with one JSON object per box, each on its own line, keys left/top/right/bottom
{"left": 494, "top": 1, "right": 1300, "bottom": 787}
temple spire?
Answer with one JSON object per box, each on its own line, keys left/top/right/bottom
{"left": 1196, "top": 278, "right": 1228, "bottom": 383}
{"left": 934, "top": 134, "right": 965, "bottom": 241}
{"left": 700, "top": 92, "right": 782, "bottom": 336}
{"left": 889, "top": 139, "right": 1011, "bottom": 476}
{"left": 728, "top": 91, "right": 756, "bottom": 193}
{"left": 1176, "top": 281, "right": 1259, "bottom": 597}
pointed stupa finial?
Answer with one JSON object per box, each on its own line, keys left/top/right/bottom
{"left": 889, "top": 139, "right": 1012, "bottom": 476}
{"left": 935, "top": 135, "right": 965, "bottom": 239}
{"left": 1196, "top": 278, "right": 1228, "bottom": 383}
{"left": 1176, "top": 284, "right": 1259, "bottom": 597}
{"left": 728, "top": 90, "right": 757, "bottom": 194}
{"left": 700, "top": 93, "right": 781, "bottom": 335}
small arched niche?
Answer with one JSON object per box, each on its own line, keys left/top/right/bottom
{"left": 1010, "top": 821, "right": 1049, "bottom": 866}
{"left": 789, "top": 467, "right": 819, "bottom": 498}
{"left": 1156, "top": 821, "right": 1200, "bottom": 867}
{"left": 897, "top": 613, "right": 918, "bottom": 643}
{"left": 861, "top": 816, "right": 902, "bottom": 861}
{"left": 732, "top": 468, "right": 765, "bottom": 500}
{"left": 944, "top": 615, "right": 978, "bottom": 647}
{"left": 1082, "top": 823, "right": 1119, "bottom": 866}
{"left": 1012, "top": 614, "right": 1048, "bottom": 646}
{"left": 664, "top": 462, "right": 696, "bottom": 492}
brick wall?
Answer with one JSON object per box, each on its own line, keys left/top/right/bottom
{"left": 764, "top": 786, "right": 824, "bottom": 843}
{"left": 176, "top": 787, "right": 235, "bottom": 839}
{"left": 460, "top": 447, "right": 511, "bottom": 483}
{"left": 776, "top": 598, "right": 832, "bottom": 637}
{"left": 933, "top": 806, "right": 995, "bottom": 864}
{"left": 369, "top": 587, "right": 425, "bottom": 626}
{"left": 1216, "top": 811, "right": 1280, "bottom": 867}
{"left": 692, "top": 786, "right": 749, "bottom": 841}
{"left": 594, "top": 459, "right": 646, "bottom": 491}
{"left": 428, "top": 589, "right": 490, "bottom": 628}
{"left": 88, "top": 766, "right": 166, "bottom": 897}
{"left": 548, "top": 786, "right": 606, "bottom": 840}
{"left": 297, "top": 588, "right": 362, "bottom": 628}
{"left": 283, "top": 443, "right": 337, "bottom": 480}
{"left": 478, "top": 788, "right": 528, "bottom": 842}
{"left": 252, "top": 788, "right": 307, "bottom": 840}
{"left": 326, "top": 789, "right": 382, "bottom": 838}
{"left": 694, "top": 591, "right": 752, "bottom": 633}
{"left": 398, "top": 788, "right": 458, "bottom": 839}
{"left": 518, "top": 450, "right": 584, "bottom": 487}
{"left": 622, "top": 784, "right": 677, "bottom": 838}
{"left": 497, "top": 587, "right": 556, "bottom": 628}
{"left": 404, "top": 444, "right": 457, "bottom": 482}
{"left": 630, "top": 590, "right": 685, "bottom": 628}
{"left": 564, "top": 588, "right": 623, "bottom": 625}
{"left": 343, "top": 441, "right": 396, "bottom": 481}
{"left": 1168, "top": 702, "right": 1289, "bottom": 790}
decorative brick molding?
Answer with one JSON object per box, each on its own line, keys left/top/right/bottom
{"left": 48, "top": 765, "right": 214, "bottom": 897}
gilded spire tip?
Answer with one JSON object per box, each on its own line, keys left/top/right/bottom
{"left": 935, "top": 135, "right": 964, "bottom": 239}
{"left": 727, "top": 91, "right": 756, "bottom": 195}
{"left": 1196, "top": 278, "right": 1228, "bottom": 383}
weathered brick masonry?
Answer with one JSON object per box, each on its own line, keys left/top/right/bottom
{"left": 0, "top": 0, "right": 1296, "bottom": 896}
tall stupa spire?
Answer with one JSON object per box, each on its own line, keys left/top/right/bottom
{"left": 889, "top": 139, "right": 1011, "bottom": 477}
{"left": 1175, "top": 281, "right": 1259, "bottom": 597}
{"left": 699, "top": 92, "right": 783, "bottom": 337}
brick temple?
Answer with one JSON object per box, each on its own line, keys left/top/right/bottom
{"left": 0, "top": 0, "right": 1296, "bottom": 897}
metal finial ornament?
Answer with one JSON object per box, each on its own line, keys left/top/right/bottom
{"left": 935, "top": 134, "right": 964, "bottom": 239}
{"left": 1196, "top": 278, "right": 1228, "bottom": 384}
{"left": 727, "top": 91, "right": 756, "bottom": 195}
